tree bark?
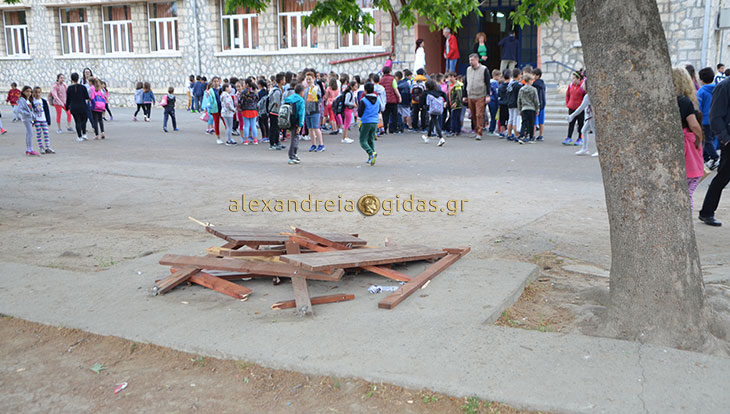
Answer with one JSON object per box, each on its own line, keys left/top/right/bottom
{"left": 574, "top": 0, "right": 706, "bottom": 349}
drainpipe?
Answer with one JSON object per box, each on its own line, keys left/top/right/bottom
{"left": 702, "top": 0, "right": 712, "bottom": 66}
{"left": 329, "top": 13, "right": 397, "bottom": 65}
{"left": 193, "top": 0, "right": 202, "bottom": 74}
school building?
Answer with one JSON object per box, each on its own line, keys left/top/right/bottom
{"left": 0, "top": 0, "right": 728, "bottom": 104}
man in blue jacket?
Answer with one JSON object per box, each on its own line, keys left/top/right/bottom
{"left": 498, "top": 31, "right": 519, "bottom": 73}
{"left": 358, "top": 82, "right": 381, "bottom": 166}
{"left": 699, "top": 77, "right": 730, "bottom": 226}
{"left": 697, "top": 67, "right": 719, "bottom": 169}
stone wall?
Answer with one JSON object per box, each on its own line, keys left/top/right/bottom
{"left": 539, "top": 0, "right": 725, "bottom": 86}
{"left": 0, "top": 0, "right": 408, "bottom": 107}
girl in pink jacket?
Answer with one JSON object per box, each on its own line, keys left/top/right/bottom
{"left": 51, "top": 73, "right": 73, "bottom": 134}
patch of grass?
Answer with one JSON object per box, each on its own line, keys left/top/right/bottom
{"left": 462, "top": 396, "right": 480, "bottom": 414}
{"left": 0, "top": 313, "right": 13, "bottom": 319}
{"left": 129, "top": 343, "right": 137, "bottom": 354}
{"left": 190, "top": 356, "right": 205, "bottom": 366}
{"left": 422, "top": 393, "right": 439, "bottom": 404}
{"left": 97, "top": 257, "right": 115, "bottom": 268}
{"left": 364, "top": 384, "right": 376, "bottom": 399}
{"left": 90, "top": 363, "right": 107, "bottom": 373}
{"left": 332, "top": 377, "right": 341, "bottom": 389}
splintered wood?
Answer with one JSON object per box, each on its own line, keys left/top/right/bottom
{"left": 153, "top": 225, "right": 469, "bottom": 314}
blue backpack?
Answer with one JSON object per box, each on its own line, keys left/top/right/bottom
{"left": 426, "top": 94, "right": 444, "bottom": 116}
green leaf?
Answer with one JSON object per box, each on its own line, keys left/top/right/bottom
{"left": 90, "top": 363, "right": 106, "bottom": 374}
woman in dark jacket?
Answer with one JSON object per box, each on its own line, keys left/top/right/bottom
{"left": 472, "top": 32, "right": 488, "bottom": 67}
{"left": 65, "top": 72, "right": 90, "bottom": 141}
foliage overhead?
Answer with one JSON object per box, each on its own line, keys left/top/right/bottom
{"left": 510, "top": 0, "right": 574, "bottom": 28}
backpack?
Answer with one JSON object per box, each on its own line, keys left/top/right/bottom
{"left": 92, "top": 92, "right": 106, "bottom": 112}
{"left": 411, "top": 83, "right": 424, "bottom": 104}
{"left": 426, "top": 94, "right": 444, "bottom": 116}
{"left": 397, "top": 80, "right": 411, "bottom": 106}
{"left": 160, "top": 95, "right": 168, "bottom": 107}
{"left": 332, "top": 93, "right": 345, "bottom": 115}
{"left": 278, "top": 102, "right": 294, "bottom": 129}
{"left": 257, "top": 93, "right": 268, "bottom": 116}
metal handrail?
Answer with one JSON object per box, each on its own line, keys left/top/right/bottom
{"left": 543, "top": 60, "right": 581, "bottom": 75}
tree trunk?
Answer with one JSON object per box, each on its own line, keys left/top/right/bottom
{"left": 574, "top": 0, "right": 706, "bottom": 349}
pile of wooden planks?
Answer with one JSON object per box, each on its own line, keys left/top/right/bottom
{"left": 153, "top": 226, "right": 469, "bottom": 315}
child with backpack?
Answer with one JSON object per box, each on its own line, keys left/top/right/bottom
{"left": 221, "top": 83, "right": 237, "bottom": 145}
{"left": 340, "top": 81, "right": 357, "bottom": 144}
{"left": 396, "top": 70, "right": 412, "bottom": 132}
{"left": 282, "top": 84, "right": 306, "bottom": 164}
{"left": 447, "top": 72, "right": 463, "bottom": 137}
{"left": 161, "top": 86, "right": 178, "bottom": 132}
{"left": 267, "top": 72, "right": 286, "bottom": 150}
{"left": 90, "top": 78, "right": 107, "bottom": 139}
{"left": 411, "top": 69, "right": 428, "bottom": 132}
{"left": 358, "top": 82, "right": 381, "bottom": 165}
{"left": 238, "top": 79, "right": 259, "bottom": 145}
{"left": 497, "top": 71, "right": 510, "bottom": 137}
{"left": 101, "top": 81, "right": 112, "bottom": 121}
{"left": 421, "top": 80, "right": 446, "bottom": 146}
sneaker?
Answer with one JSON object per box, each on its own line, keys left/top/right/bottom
{"left": 536, "top": 136, "right": 544, "bottom": 141}
{"left": 421, "top": 135, "right": 430, "bottom": 143}
{"left": 76, "top": 137, "right": 84, "bottom": 142}
{"left": 527, "top": 138, "right": 537, "bottom": 144}
{"left": 44, "top": 147, "right": 55, "bottom": 154}
{"left": 174, "top": 128, "right": 180, "bottom": 131}
{"left": 475, "top": 134, "right": 482, "bottom": 141}
{"left": 302, "top": 135, "right": 311, "bottom": 141}
{"left": 591, "top": 152, "right": 599, "bottom": 157}
{"left": 517, "top": 138, "right": 526, "bottom": 145}
{"left": 562, "top": 137, "right": 573, "bottom": 145}
{"left": 25, "top": 150, "right": 40, "bottom": 156}
{"left": 262, "top": 138, "right": 269, "bottom": 143}
{"left": 0, "top": 128, "right": 6, "bottom": 135}
{"left": 67, "top": 127, "right": 74, "bottom": 132}
{"left": 288, "top": 159, "right": 297, "bottom": 165}
{"left": 216, "top": 139, "right": 224, "bottom": 145}
{"left": 316, "top": 145, "right": 325, "bottom": 152}
{"left": 329, "top": 131, "right": 339, "bottom": 135}
{"left": 57, "top": 128, "right": 63, "bottom": 134}
{"left": 342, "top": 138, "right": 354, "bottom": 144}
{"left": 144, "top": 117, "right": 149, "bottom": 122}
{"left": 575, "top": 148, "right": 590, "bottom": 155}
{"left": 163, "top": 127, "right": 168, "bottom": 133}
{"left": 277, "top": 145, "right": 286, "bottom": 150}
{"left": 232, "top": 130, "right": 240, "bottom": 136}
{"left": 437, "top": 137, "right": 446, "bottom": 147}
{"left": 289, "top": 158, "right": 301, "bottom": 164}
{"left": 82, "top": 134, "right": 88, "bottom": 140}
{"left": 294, "top": 155, "right": 301, "bottom": 161}
{"left": 574, "top": 138, "right": 583, "bottom": 146}
{"left": 253, "top": 140, "right": 258, "bottom": 145}
{"left": 109, "top": 115, "right": 113, "bottom": 121}
{"left": 225, "top": 140, "right": 237, "bottom": 146}
{"left": 269, "top": 146, "right": 277, "bottom": 150}
{"left": 133, "top": 116, "right": 137, "bottom": 121}
{"left": 366, "top": 154, "right": 373, "bottom": 164}
{"left": 370, "top": 152, "right": 377, "bottom": 166}
{"left": 309, "top": 145, "right": 317, "bottom": 152}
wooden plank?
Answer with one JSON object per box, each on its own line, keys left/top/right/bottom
{"left": 378, "top": 247, "right": 471, "bottom": 309}
{"left": 160, "top": 254, "right": 344, "bottom": 281}
{"left": 280, "top": 245, "right": 447, "bottom": 271}
{"left": 288, "top": 235, "right": 411, "bottom": 282}
{"left": 169, "top": 268, "right": 277, "bottom": 281}
{"left": 207, "top": 226, "right": 365, "bottom": 246}
{"left": 206, "top": 246, "right": 285, "bottom": 257}
{"left": 286, "top": 241, "right": 312, "bottom": 316}
{"left": 188, "top": 272, "right": 252, "bottom": 300}
{"left": 152, "top": 267, "right": 200, "bottom": 295}
{"left": 293, "top": 228, "right": 367, "bottom": 247}
{"left": 271, "top": 294, "right": 355, "bottom": 310}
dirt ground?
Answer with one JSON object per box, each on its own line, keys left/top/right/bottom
{"left": 0, "top": 317, "right": 543, "bottom": 414}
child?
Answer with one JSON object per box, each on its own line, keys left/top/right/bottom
{"left": 397, "top": 70, "right": 412, "bottom": 131}
{"left": 383, "top": 53, "right": 394, "bottom": 72}
{"left": 238, "top": 79, "right": 259, "bottom": 145}
{"left": 187, "top": 74, "right": 195, "bottom": 111}
{"left": 101, "top": 81, "right": 112, "bottom": 121}
{"left": 325, "top": 78, "right": 340, "bottom": 135}
{"left": 505, "top": 68, "right": 523, "bottom": 141}
{"left": 516, "top": 73, "right": 539, "bottom": 144}
{"left": 220, "top": 83, "right": 236, "bottom": 145}
{"left": 192, "top": 76, "right": 205, "bottom": 113}
{"left": 304, "top": 72, "right": 324, "bottom": 152}
{"left": 133, "top": 82, "right": 144, "bottom": 121}
{"left": 162, "top": 86, "right": 178, "bottom": 132}
{"left": 715, "top": 63, "right": 726, "bottom": 84}
{"left": 447, "top": 72, "right": 463, "bottom": 137}
{"left": 341, "top": 81, "right": 357, "bottom": 144}
{"left": 697, "top": 66, "right": 719, "bottom": 170}
{"left": 267, "top": 72, "right": 286, "bottom": 150}
{"left": 411, "top": 69, "right": 427, "bottom": 131}
{"left": 283, "top": 84, "right": 306, "bottom": 164}
{"left": 17, "top": 86, "right": 38, "bottom": 155}
{"left": 532, "top": 68, "right": 546, "bottom": 141}
{"left": 257, "top": 79, "right": 269, "bottom": 142}
{"left": 31, "top": 87, "right": 53, "bottom": 153}
{"left": 488, "top": 69, "right": 501, "bottom": 136}
{"left": 358, "top": 82, "right": 380, "bottom": 165}
{"left": 685, "top": 111, "right": 705, "bottom": 211}
{"left": 372, "top": 75, "right": 386, "bottom": 136}
{"left": 567, "top": 88, "right": 596, "bottom": 156}
{"left": 90, "top": 78, "right": 107, "bottom": 139}
{"left": 421, "top": 80, "right": 446, "bottom": 146}
{"left": 497, "top": 71, "right": 511, "bottom": 137}
{"left": 142, "top": 82, "right": 155, "bottom": 122}
{"left": 6, "top": 82, "right": 20, "bottom": 122}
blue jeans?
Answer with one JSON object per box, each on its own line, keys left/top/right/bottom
{"left": 242, "top": 116, "right": 257, "bottom": 140}
{"left": 192, "top": 95, "right": 203, "bottom": 112}
{"left": 488, "top": 101, "right": 499, "bottom": 132}
{"left": 446, "top": 59, "right": 457, "bottom": 72}
{"left": 450, "top": 108, "right": 462, "bottom": 134}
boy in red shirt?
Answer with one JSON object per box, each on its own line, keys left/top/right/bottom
{"left": 6, "top": 82, "right": 20, "bottom": 122}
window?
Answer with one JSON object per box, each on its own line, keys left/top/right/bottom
{"left": 59, "top": 8, "right": 89, "bottom": 55}
{"left": 221, "top": 1, "right": 259, "bottom": 50}
{"left": 340, "top": 0, "right": 382, "bottom": 48}
{"left": 148, "top": 2, "right": 178, "bottom": 52}
{"left": 3, "top": 10, "right": 29, "bottom": 56}
{"left": 103, "top": 6, "right": 133, "bottom": 54}
{"left": 279, "top": 0, "right": 318, "bottom": 49}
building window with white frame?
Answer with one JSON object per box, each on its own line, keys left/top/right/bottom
{"left": 59, "top": 8, "right": 89, "bottom": 55}
{"left": 339, "top": 0, "right": 381, "bottom": 48}
{"left": 103, "top": 5, "right": 134, "bottom": 54}
{"left": 148, "top": 1, "right": 178, "bottom": 52}
{"left": 221, "top": 1, "right": 259, "bottom": 51}
{"left": 279, "top": 0, "right": 318, "bottom": 49}
{"left": 3, "top": 10, "right": 29, "bottom": 56}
